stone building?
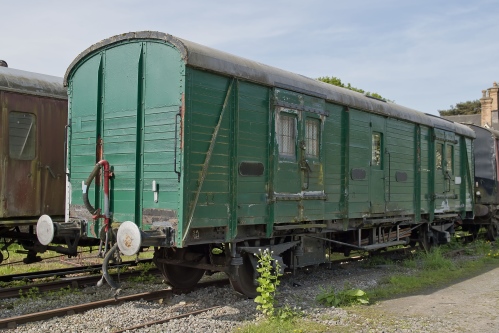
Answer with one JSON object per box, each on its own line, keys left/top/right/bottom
{"left": 443, "top": 82, "right": 499, "bottom": 131}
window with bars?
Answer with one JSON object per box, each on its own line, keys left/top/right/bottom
{"left": 9, "top": 112, "right": 36, "bottom": 160}
{"left": 278, "top": 113, "right": 296, "bottom": 158}
{"left": 305, "top": 118, "right": 320, "bottom": 158}
{"left": 446, "top": 145, "right": 453, "bottom": 173}
{"left": 436, "top": 143, "right": 443, "bottom": 170}
{"left": 372, "top": 132, "right": 382, "bottom": 166}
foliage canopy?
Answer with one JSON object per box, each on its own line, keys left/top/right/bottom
{"left": 438, "top": 100, "right": 481, "bottom": 116}
{"left": 318, "top": 76, "right": 391, "bottom": 102}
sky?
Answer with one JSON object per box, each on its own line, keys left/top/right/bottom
{"left": 2, "top": 0, "right": 499, "bottom": 115}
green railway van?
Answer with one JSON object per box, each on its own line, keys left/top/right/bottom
{"left": 37, "top": 32, "right": 475, "bottom": 296}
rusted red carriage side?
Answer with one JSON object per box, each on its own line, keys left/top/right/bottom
{"left": 0, "top": 64, "right": 67, "bottom": 239}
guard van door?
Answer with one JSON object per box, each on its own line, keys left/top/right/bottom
{"left": 369, "top": 115, "right": 386, "bottom": 214}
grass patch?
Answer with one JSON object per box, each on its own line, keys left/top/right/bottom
{"left": 234, "top": 240, "right": 499, "bottom": 333}
{"left": 0, "top": 243, "right": 155, "bottom": 288}
{"left": 236, "top": 318, "right": 335, "bottom": 333}
{"left": 369, "top": 241, "right": 499, "bottom": 301}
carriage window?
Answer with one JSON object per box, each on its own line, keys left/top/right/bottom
{"left": 436, "top": 143, "right": 443, "bottom": 170}
{"left": 446, "top": 145, "right": 453, "bottom": 173}
{"left": 305, "top": 118, "right": 320, "bottom": 158}
{"left": 372, "top": 132, "right": 382, "bottom": 166}
{"left": 278, "top": 113, "right": 296, "bottom": 158}
{"left": 9, "top": 112, "right": 36, "bottom": 160}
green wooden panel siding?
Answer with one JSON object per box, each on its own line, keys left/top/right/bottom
{"left": 184, "top": 68, "right": 233, "bottom": 232}
{"left": 96, "top": 43, "right": 142, "bottom": 223}
{"left": 68, "top": 40, "right": 184, "bottom": 231}
{"left": 322, "top": 103, "right": 343, "bottom": 217}
{"left": 68, "top": 55, "right": 101, "bottom": 210}
{"left": 385, "top": 118, "right": 415, "bottom": 213}
{"left": 236, "top": 81, "right": 269, "bottom": 226}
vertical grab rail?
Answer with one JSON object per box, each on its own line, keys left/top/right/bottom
{"left": 64, "top": 124, "right": 71, "bottom": 178}
{"left": 385, "top": 149, "right": 391, "bottom": 202}
{"left": 174, "top": 112, "right": 181, "bottom": 182}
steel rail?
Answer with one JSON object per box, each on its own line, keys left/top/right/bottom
{"left": 0, "top": 259, "right": 152, "bottom": 282}
{"left": 112, "top": 306, "right": 222, "bottom": 333}
{"left": 0, "top": 289, "right": 173, "bottom": 330}
{"left": 0, "top": 269, "right": 160, "bottom": 299}
{"left": 0, "top": 279, "right": 230, "bottom": 330}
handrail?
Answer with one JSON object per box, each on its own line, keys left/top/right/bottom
{"left": 174, "top": 111, "right": 181, "bottom": 182}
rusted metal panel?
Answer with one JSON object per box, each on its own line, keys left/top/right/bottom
{"left": 468, "top": 124, "right": 499, "bottom": 205}
{"left": 0, "top": 66, "right": 67, "bottom": 221}
{"left": 64, "top": 31, "right": 474, "bottom": 139}
{"left": 0, "top": 67, "right": 66, "bottom": 100}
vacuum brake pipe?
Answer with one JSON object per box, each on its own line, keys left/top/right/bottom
{"left": 97, "top": 243, "right": 121, "bottom": 296}
{"left": 82, "top": 160, "right": 111, "bottom": 229}
{"left": 82, "top": 160, "right": 120, "bottom": 293}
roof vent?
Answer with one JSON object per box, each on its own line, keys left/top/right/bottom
{"left": 0, "top": 60, "right": 7, "bottom": 67}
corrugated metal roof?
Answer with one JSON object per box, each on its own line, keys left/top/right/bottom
{"left": 0, "top": 66, "right": 66, "bottom": 100}
{"left": 64, "top": 31, "right": 475, "bottom": 138}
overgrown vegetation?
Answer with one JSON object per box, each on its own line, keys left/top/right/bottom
{"left": 316, "top": 285, "right": 369, "bottom": 307}
{"left": 254, "top": 249, "right": 282, "bottom": 317}
{"left": 438, "top": 99, "right": 481, "bottom": 116}
{"left": 236, "top": 239, "right": 499, "bottom": 333}
{"left": 0, "top": 243, "right": 154, "bottom": 280}
{"left": 369, "top": 240, "right": 499, "bottom": 301}
{"left": 254, "top": 249, "right": 301, "bottom": 321}
{"left": 128, "top": 262, "right": 159, "bottom": 283}
{"left": 318, "top": 76, "right": 391, "bottom": 102}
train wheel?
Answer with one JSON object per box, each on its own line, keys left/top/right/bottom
{"left": 487, "top": 222, "right": 499, "bottom": 241}
{"left": 229, "top": 254, "right": 258, "bottom": 298}
{"left": 419, "top": 226, "right": 434, "bottom": 252}
{"left": 154, "top": 248, "right": 205, "bottom": 289}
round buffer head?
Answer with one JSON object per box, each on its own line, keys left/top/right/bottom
{"left": 117, "top": 221, "right": 142, "bottom": 256}
{"left": 37, "top": 214, "right": 55, "bottom": 246}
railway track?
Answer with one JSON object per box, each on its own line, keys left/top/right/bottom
{"left": 0, "top": 268, "right": 161, "bottom": 300}
{"left": 0, "top": 259, "right": 152, "bottom": 282}
{"left": 0, "top": 279, "right": 230, "bottom": 330}
{"left": 112, "top": 305, "right": 222, "bottom": 333}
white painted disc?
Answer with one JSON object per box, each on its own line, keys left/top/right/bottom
{"left": 37, "top": 214, "right": 54, "bottom": 246}
{"left": 117, "top": 221, "right": 142, "bottom": 256}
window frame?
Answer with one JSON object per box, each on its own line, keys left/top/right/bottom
{"left": 436, "top": 143, "right": 443, "bottom": 170}
{"left": 277, "top": 110, "right": 297, "bottom": 161}
{"left": 8, "top": 111, "right": 37, "bottom": 161}
{"left": 371, "top": 131, "right": 383, "bottom": 168}
{"left": 445, "top": 144, "right": 454, "bottom": 174}
{"left": 304, "top": 116, "right": 321, "bottom": 160}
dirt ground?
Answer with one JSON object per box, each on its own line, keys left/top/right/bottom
{"left": 377, "top": 264, "right": 499, "bottom": 332}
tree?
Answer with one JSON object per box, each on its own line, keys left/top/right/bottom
{"left": 317, "top": 76, "right": 391, "bottom": 102}
{"left": 438, "top": 100, "right": 481, "bottom": 116}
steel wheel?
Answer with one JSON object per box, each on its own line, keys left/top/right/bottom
{"left": 154, "top": 248, "right": 205, "bottom": 289}
{"left": 487, "top": 222, "right": 499, "bottom": 241}
{"left": 419, "top": 226, "right": 434, "bottom": 252}
{"left": 229, "top": 254, "right": 258, "bottom": 298}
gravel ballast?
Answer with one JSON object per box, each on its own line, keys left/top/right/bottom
{"left": 0, "top": 256, "right": 482, "bottom": 332}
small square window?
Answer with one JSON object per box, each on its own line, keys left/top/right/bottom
{"left": 9, "top": 112, "right": 36, "bottom": 160}
{"left": 278, "top": 113, "right": 296, "bottom": 158}
{"left": 305, "top": 118, "right": 320, "bottom": 158}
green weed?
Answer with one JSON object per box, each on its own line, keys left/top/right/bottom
{"left": 254, "top": 249, "right": 281, "bottom": 317}
{"left": 236, "top": 318, "right": 334, "bottom": 333}
{"left": 316, "top": 284, "right": 369, "bottom": 307}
